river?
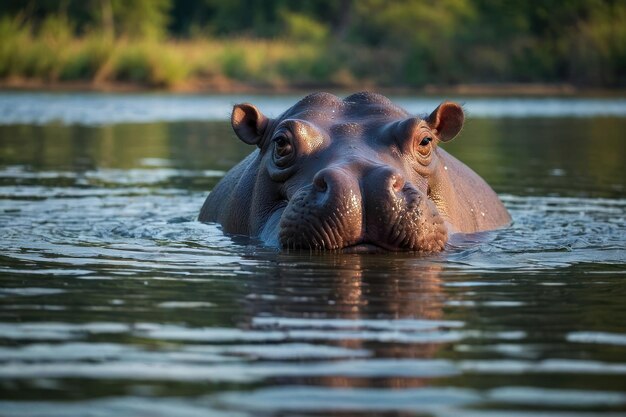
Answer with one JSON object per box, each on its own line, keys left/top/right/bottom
{"left": 0, "top": 92, "right": 625, "bottom": 416}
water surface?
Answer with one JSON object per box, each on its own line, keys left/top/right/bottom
{"left": 0, "top": 93, "right": 625, "bottom": 416}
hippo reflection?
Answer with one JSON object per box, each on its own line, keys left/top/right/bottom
{"left": 240, "top": 253, "right": 447, "bottom": 390}
{"left": 199, "top": 92, "right": 510, "bottom": 252}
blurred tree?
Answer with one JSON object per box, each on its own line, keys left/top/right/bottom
{"left": 167, "top": 0, "right": 349, "bottom": 38}
{"left": 0, "top": 0, "right": 623, "bottom": 87}
{"left": 565, "top": 0, "right": 626, "bottom": 86}
{"left": 348, "top": 0, "right": 476, "bottom": 85}
{"left": 110, "top": 0, "right": 171, "bottom": 39}
{"left": 0, "top": 0, "right": 171, "bottom": 38}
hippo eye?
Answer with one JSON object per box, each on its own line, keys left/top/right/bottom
{"left": 414, "top": 135, "right": 432, "bottom": 158}
{"left": 272, "top": 134, "right": 295, "bottom": 167}
{"left": 274, "top": 136, "right": 292, "bottom": 156}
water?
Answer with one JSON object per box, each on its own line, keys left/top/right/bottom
{"left": 0, "top": 92, "right": 625, "bottom": 416}
{"left": 1, "top": 92, "right": 626, "bottom": 125}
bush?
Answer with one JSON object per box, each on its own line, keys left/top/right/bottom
{"left": 0, "top": 18, "right": 30, "bottom": 77}
{"left": 112, "top": 44, "right": 152, "bottom": 83}
{"left": 60, "top": 36, "right": 114, "bottom": 81}
{"left": 110, "top": 41, "right": 189, "bottom": 87}
{"left": 280, "top": 11, "right": 329, "bottom": 43}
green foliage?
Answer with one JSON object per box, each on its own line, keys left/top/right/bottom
{"left": 60, "top": 35, "right": 113, "bottom": 81}
{"left": 0, "top": 15, "right": 75, "bottom": 81}
{"left": 110, "top": 0, "right": 171, "bottom": 39}
{"left": 280, "top": 11, "right": 329, "bottom": 43}
{"left": 565, "top": 1, "right": 626, "bottom": 86}
{"left": 0, "top": 17, "right": 29, "bottom": 77}
{"left": 112, "top": 45, "right": 153, "bottom": 83}
{"left": 37, "top": 14, "right": 74, "bottom": 43}
{"left": 0, "top": 0, "right": 624, "bottom": 88}
{"left": 220, "top": 47, "right": 249, "bottom": 80}
{"left": 111, "top": 41, "right": 190, "bottom": 87}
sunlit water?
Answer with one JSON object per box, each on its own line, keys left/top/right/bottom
{"left": 1, "top": 92, "right": 626, "bottom": 125}
{"left": 0, "top": 92, "right": 625, "bottom": 416}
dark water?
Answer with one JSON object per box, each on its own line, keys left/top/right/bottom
{"left": 0, "top": 93, "right": 625, "bottom": 416}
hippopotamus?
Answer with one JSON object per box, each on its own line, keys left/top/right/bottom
{"left": 199, "top": 92, "right": 510, "bottom": 253}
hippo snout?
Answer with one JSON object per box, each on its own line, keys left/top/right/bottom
{"left": 279, "top": 167, "right": 362, "bottom": 251}
{"left": 279, "top": 166, "right": 447, "bottom": 252}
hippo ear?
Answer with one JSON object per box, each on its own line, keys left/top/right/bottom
{"left": 231, "top": 103, "right": 269, "bottom": 146}
{"left": 427, "top": 101, "right": 464, "bottom": 142}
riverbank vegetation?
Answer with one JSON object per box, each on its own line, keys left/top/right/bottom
{"left": 1, "top": 0, "right": 624, "bottom": 91}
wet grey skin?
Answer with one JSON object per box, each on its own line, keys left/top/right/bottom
{"left": 199, "top": 92, "right": 511, "bottom": 252}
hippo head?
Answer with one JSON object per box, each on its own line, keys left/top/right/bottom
{"left": 225, "top": 92, "right": 465, "bottom": 253}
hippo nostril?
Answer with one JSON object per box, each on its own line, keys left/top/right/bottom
{"left": 390, "top": 173, "right": 405, "bottom": 193}
{"left": 313, "top": 173, "right": 328, "bottom": 193}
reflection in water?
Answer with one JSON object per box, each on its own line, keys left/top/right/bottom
{"left": 0, "top": 109, "right": 625, "bottom": 416}
{"left": 1, "top": 117, "right": 624, "bottom": 198}
{"left": 242, "top": 254, "right": 447, "bottom": 391}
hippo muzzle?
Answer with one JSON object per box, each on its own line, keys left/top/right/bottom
{"left": 199, "top": 92, "right": 511, "bottom": 253}
{"left": 279, "top": 165, "right": 447, "bottom": 252}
